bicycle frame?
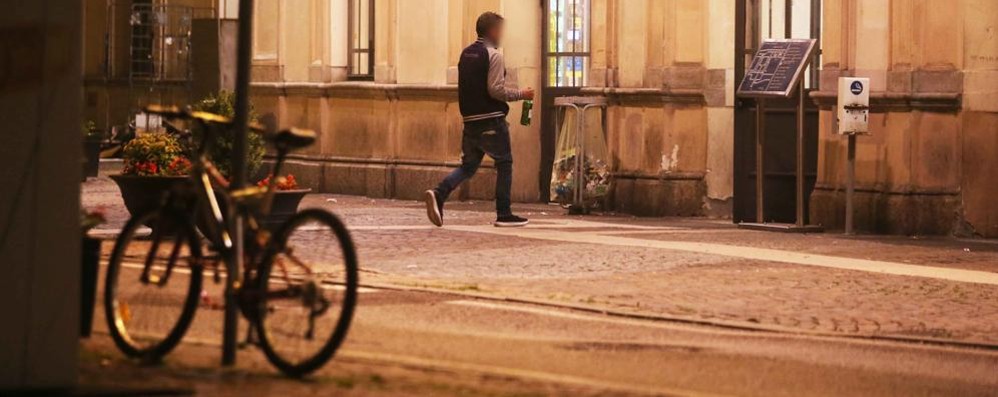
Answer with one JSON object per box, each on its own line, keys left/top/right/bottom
{"left": 111, "top": 107, "right": 354, "bottom": 376}
{"left": 147, "top": 119, "right": 293, "bottom": 288}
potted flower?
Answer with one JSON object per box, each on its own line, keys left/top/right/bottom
{"left": 80, "top": 208, "right": 106, "bottom": 337}
{"left": 190, "top": 91, "right": 266, "bottom": 180}
{"left": 110, "top": 132, "right": 193, "bottom": 218}
{"left": 257, "top": 174, "right": 310, "bottom": 228}
{"left": 82, "top": 121, "right": 104, "bottom": 180}
{"left": 191, "top": 91, "right": 309, "bottom": 228}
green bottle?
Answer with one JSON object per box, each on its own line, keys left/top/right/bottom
{"left": 520, "top": 100, "right": 533, "bottom": 126}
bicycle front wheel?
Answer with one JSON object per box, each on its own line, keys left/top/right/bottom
{"left": 255, "top": 209, "right": 358, "bottom": 377}
{"left": 104, "top": 206, "right": 203, "bottom": 360}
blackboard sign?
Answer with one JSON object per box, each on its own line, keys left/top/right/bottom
{"left": 737, "top": 39, "right": 817, "bottom": 98}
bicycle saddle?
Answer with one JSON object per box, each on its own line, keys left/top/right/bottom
{"left": 268, "top": 128, "right": 317, "bottom": 151}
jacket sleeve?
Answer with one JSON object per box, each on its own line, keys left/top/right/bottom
{"left": 487, "top": 49, "right": 523, "bottom": 102}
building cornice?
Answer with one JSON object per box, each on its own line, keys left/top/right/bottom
{"left": 809, "top": 91, "right": 962, "bottom": 113}
{"left": 251, "top": 82, "right": 458, "bottom": 101}
{"left": 580, "top": 87, "right": 706, "bottom": 106}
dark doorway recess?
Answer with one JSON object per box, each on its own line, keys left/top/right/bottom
{"left": 734, "top": 0, "right": 822, "bottom": 223}
{"left": 540, "top": 0, "right": 590, "bottom": 201}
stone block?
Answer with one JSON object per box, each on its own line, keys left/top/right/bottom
{"left": 612, "top": 178, "right": 706, "bottom": 217}
{"left": 392, "top": 165, "right": 453, "bottom": 201}
{"left": 322, "top": 162, "right": 389, "bottom": 198}
{"left": 277, "top": 160, "right": 323, "bottom": 191}
{"left": 810, "top": 188, "right": 961, "bottom": 236}
{"left": 664, "top": 65, "right": 705, "bottom": 90}
{"left": 913, "top": 69, "right": 963, "bottom": 94}
{"left": 887, "top": 70, "right": 912, "bottom": 93}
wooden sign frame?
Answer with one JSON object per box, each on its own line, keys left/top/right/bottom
{"left": 736, "top": 38, "right": 823, "bottom": 233}
{"left": 737, "top": 39, "right": 818, "bottom": 98}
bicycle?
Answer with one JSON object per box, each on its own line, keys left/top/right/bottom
{"left": 103, "top": 105, "right": 358, "bottom": 377}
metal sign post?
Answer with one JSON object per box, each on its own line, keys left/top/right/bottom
{"left": 845, "top": 133, "right": 857, "bottom": 234}
{"left": 837, "top": 78, "right": 871, "bottom": 235}
{"left": 222, "top": 0, "right": 255, "bottom": 367}
{"left": 754, "top": 98, "right": 766, "bottom": 223}
{"left": 736, "top": 39, "right": 823, "bottom": 233}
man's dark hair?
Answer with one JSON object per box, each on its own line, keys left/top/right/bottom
{"left": 476, "top": 12, "right": 504, "bottom": 37}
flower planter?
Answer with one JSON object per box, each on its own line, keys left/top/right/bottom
{"left": 80, "top": 237, "right": 101, "bottom": 337}
{"left": 82, "top": 138, "right": 102, "bottom": 181}
{"left": 110, "top": 174, "right": 189, "bottom": 220}
{"left": 262, "top": 189, "right": 311, "bottom": 229}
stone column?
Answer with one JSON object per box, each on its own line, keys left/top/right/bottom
{"left": 252, "top": 0, "right": 284, "bottom": 81}
{"left": 0, "top": 0, "right": 82, "bottom": 390}
{"left": 616, "top": 0, "right": 648, "bottom": 88}
{"left": 501, "top": 0, "right": 543, "bottom": 201}
{"left": 374, "top": 0, "right": 397, "bottom": 83}
{"left": 395, "top": 0, "right": 449, "bottom": 84}
{"left": 705, "top": 0, "right": 736, "bottom": 217}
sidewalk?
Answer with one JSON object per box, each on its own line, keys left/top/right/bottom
{"left": 83, "top": 177, "right": 998, "bottom": 345}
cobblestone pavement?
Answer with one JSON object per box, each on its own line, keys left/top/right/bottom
{"left": 83, "top": 176, "right": 998, "bottom": 344}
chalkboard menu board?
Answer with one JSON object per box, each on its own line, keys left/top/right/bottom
{"left": 737, "top": 39, "right": 817, "bottom": 98}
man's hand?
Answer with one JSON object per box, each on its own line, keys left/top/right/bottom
{"left": 521, "top": 87, "right": 535, "bottom": 101}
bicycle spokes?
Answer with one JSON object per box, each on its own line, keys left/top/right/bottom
{"left": 106, "top": 208, "right": 203, "bottom": 356}
{"left": 257, "top": 211, "right": 355, "bottom": 372}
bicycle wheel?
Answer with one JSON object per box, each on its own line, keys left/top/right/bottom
{"left": 104, "top": 206, "right": 203, "bottom": 360}
{"left": 255, "top": 209, "right": 358, "bottom": 377}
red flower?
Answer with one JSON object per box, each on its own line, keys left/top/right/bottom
{"left": 257, "top": 174, "right": 299, "bottom": 191}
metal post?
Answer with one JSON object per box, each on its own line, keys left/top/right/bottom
{"left": 575, "top": 104, "right": 585, "bottom": 211}
{"left": 845, "top": 134, "right": 857, "bottom": 234}
{"left": 755, "top": 98, "right": 766, "bottom": 224}
{"left": 795, "top": 81, "right": 806, "bottom": 228}
{"left": 223, "top": 0, "right": 255, "bottom": 367}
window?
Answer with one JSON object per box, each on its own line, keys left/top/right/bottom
{"left": 751, "top": 0, "right": 822, "bottom": 89}
{"left": 348, "top": 0, "right": 374, "bottom": 80}
{"left": 546, "top": 0, "right": 590, "bottom": 87}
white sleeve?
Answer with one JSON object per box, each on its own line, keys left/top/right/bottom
{"left": 487, "top": 49, "right": 522, "bottom": 102}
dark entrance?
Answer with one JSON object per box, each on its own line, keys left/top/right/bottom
{"left": 734, "top": 0, "right": 822, "bottom": 223}
{"left": 540, "top": 0, "right": 590, "bottom": 201}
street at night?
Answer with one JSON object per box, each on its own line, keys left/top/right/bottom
{"left": 4, "top": 1, "right": 998, "bottom": 396}
{"left": 76, "top": 178, "right": 998, "bottom": 396}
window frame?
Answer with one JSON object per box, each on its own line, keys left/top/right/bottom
{"left": 544, "top": 0, "right": 591, "bottom": 88}
{"left": 347, "top": 0, "right": 375, "bottom": 81}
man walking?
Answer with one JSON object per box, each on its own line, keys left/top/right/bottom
{"left": 424, "top": 12, "right": 534, "bottom": 228}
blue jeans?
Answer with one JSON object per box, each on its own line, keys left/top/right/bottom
{"left": 435, "top": 118, "right": 513, "bottom": 216}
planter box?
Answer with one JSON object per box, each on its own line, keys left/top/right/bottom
{"left": 112, "top": 174, "right": 308, "bottom": 231}
{"left": 110, "top": 174, "right": 189, "bottom": 220}
{"left": 263, "top": 189, "right": 311, "bottom": 229}
{"left": 82, "top": 138, "right": 102, "bottom": 181}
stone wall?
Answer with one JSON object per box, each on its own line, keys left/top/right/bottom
{"left": 250, "top": 83, "right": 502, "bottom": 201}
{"left": 79, "top": 0, "right": 996, "bottom": 235}
{"left": 0, "top": 0, "right": 83, "bottom": 389}
{"left": 810, "top": 0, "right": 998, "bottom": 237}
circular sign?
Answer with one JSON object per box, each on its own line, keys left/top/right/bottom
{"left": 850, "top": 81, "right": 864, "bottom": 95}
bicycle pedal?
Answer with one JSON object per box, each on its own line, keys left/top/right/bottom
{"left": 237, "top": 341, "right": 256, "bottom": 350}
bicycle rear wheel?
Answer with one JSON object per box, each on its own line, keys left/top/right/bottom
{"left": 104, "top": 206, "right": 203, "bottom": 360}
{"left": 255, "top": 209, "right": 358, "bottom": 377}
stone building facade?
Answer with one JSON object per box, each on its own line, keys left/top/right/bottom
{"left": 82, "top": 0, "right": 998, "bottom": 237}
{"left": 810, "top": 0, "right": 998, "bottom": 237}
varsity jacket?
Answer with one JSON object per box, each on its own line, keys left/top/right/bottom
{"left": 458, "top": 38, "right": 524, "bottom": 123}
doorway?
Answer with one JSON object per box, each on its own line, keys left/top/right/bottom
{"left": 733, "top": 0, "right": 822, "bottom": 223}
{"left": 540, "top": 0, "right": 590, "bottom": 201}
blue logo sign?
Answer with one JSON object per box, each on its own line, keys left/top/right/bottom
{"left": 850, "top": 81, "right": 864, "bottom": 95}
